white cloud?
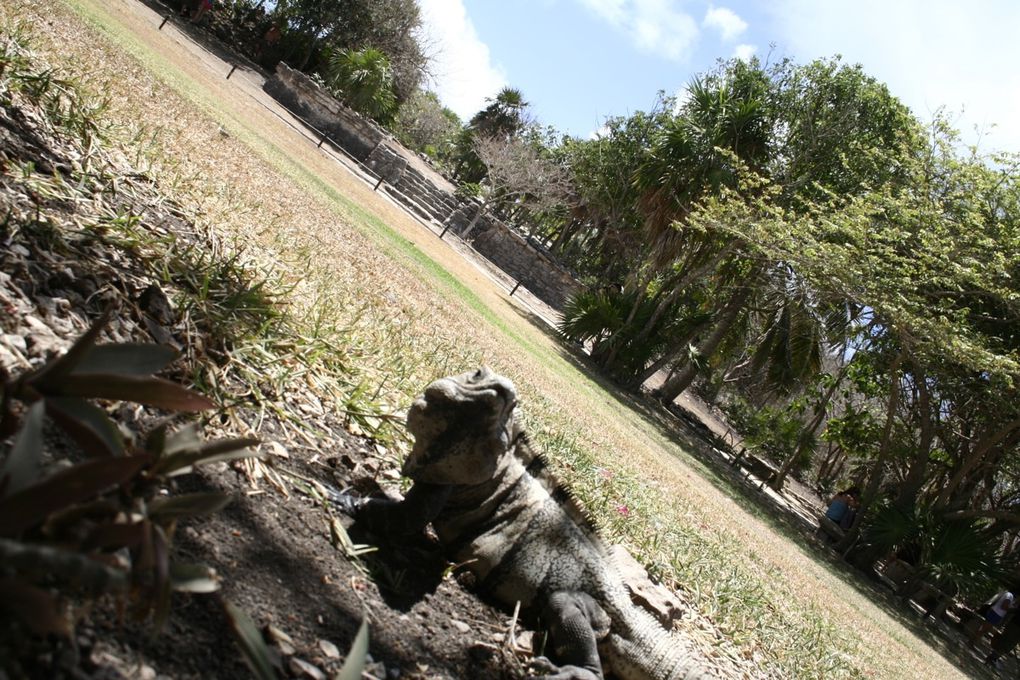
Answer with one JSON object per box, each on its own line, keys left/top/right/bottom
{"left": 576, "top": 0, "right": 700, "bottom": 62}
{"left": 415, "top": 0, "right": 508, "bottom": 122}
{"left": 732, "top": 44, "right": 756, "bottom": 62}
{"left": 768, "top": 0, "right": 1020, "bottom": 152}
{"left": 703, "top": 5, "right": 748, "bottom": 42}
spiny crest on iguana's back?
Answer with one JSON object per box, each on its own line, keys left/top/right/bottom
{"left": 510, "top": 429, "right": 606, "bottom": 549}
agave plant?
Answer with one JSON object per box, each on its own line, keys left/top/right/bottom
{"left": 0, "top": 309, "right": 261, "bottom": 644}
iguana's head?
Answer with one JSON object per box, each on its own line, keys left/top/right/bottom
{"left": 402, "top": 367, "right": 519, "bottom": 485}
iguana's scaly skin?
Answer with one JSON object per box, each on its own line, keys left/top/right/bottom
{"left": 345, "top": 368, "right": 711, "bottom": 680}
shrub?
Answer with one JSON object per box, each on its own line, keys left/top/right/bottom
{"left": 0, "top": 310, "right": 261, "bottom": 671}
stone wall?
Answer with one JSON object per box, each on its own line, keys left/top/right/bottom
{"left": 263, "top": 63, "right": 385, "bottom": 160}
{"left": 263, "top": 64, "right": 581, "bottom": 311}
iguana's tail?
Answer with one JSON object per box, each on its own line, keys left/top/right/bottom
{"left": 603, "top": 602, "right": 713, "bottom": 680}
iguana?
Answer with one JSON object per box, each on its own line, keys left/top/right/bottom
{"left": 337, "top": 367, "right": 711, "bottom": 680}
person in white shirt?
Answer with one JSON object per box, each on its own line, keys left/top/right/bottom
{"left": 976, "top": 590, "right": 1016, "bottom": 641}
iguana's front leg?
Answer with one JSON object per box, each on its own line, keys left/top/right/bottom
{"left": 531, "top": 591, "right": 611, "bottom": 680}
{"left": 335, "top": 482, "right": 452, "bottom": 535}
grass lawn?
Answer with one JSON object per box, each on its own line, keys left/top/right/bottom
{"left": 10, "top": 0, "right": 977, "bottom": 676}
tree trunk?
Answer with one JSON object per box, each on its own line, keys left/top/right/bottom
{"left": 653, "top": 286, "right": 750, "bottom": 403}
{"left": 599, "top": 267, "right": 656, "bottom": 369}
{"left": 934, "top": 416, "right": 1020, "bottom": 508}
{"left": 606, "top": 245, "right": 737, "bottom": 374}
{"left": 892, "top": 361, "right": 936, "bottom": 512}
{"left": 838, "top": 351, "right": 904, "bottom": 555}
{"left": 625, "top": 318, "right": 711, "bottom": 390}
{"left": 550, "top": 218, "right": 586, "bottom": 253}
{"left": 770, "top": 361, "right": 851, "bottom": 491}
{"left": 462, "top": 199, "right": 489, "bottom": 239}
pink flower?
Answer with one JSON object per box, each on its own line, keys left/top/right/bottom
{"left": 597, "top": 467, "right": 614, "bottom": 481}
{"left": 615, "top": 504, "right": 630, "bottom": 517}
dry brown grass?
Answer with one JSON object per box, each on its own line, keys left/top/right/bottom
{"left": 8, "top": 0, "right": 974, "bottom": 676}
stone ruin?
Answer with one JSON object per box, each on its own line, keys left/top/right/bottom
{"left": 263, "top": 63, "right": 580, "bottom": 311}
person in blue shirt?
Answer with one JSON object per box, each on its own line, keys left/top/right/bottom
{"left": 825, "top": 486, "right": 860, "bottom": 527}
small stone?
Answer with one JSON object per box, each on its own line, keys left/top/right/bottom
{"left": 317, "top": 639, "right": 340, "bottom": 659}
{"left": 288, "top": 657, "right": 325, "bottom": 680}
{"left": 450, "top": 620, "right": 471, "bottom": 634}
{"left": 2, "top": 334, "right": 27, "bottom": 353}
{"left": 0, "top": 343, "right": 30, "bottom": 371}
{"left": 138, "top": 283, "right": 175, "bottom": 323}
{"left": 265, "top": 441, "right": 290, "bottom": 459}
{"left": 138, "top": 665, "right": 157, "bottom": 680}
{"left": 516, "top": 630, "right": 535, "bottom": 650}
{"left": 266, "top": 625, "right": 296, "bottom": 656}
{"left": 22, "top": 315, "right": 64, "bottom": 358}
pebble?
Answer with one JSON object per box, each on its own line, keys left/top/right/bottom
{"left": 288, "top": 657, "right": 325, "bottom": 680}
{"left": 317, "top": 639, "right": 339, "bottom": 659}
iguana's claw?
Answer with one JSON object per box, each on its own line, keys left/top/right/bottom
{"left": 528, "top": 658, "right": 602, "bottom": 680}
{"left": 328, "top": 487, "right": 365, "bottom": 516}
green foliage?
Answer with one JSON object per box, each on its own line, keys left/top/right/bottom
{"left": 821, "top": 404, "right": 880, "bottom": 460}
{"left": 469, "top": 87, "right": 529, "bottom": 139}
{"left": 725, "top": 396, "right": 812, "bottom": 471}
{"left": 558, "top": 100, "right": 672, "bottom": 277}
{"left": 268, "top": 0, "right": 425, "bottom": 99}
{"left": 393, "top": 90, "right": 461, "bottom": 164}
{"left": 0, "top": 22, "right": 107, "bottom": 150}
{"left": 320, "top": 47, "right": 397, "bottom": 124}
{"left": 559, "top": 288, "right": 628, "bottom": 346}
{"left": 861, "top": 503, "right": 1005, "bottom": 598}
{"left": 560, "top": 286, "right": 693, "bottom": 377}
{"left": 454, "top": 181, "right": 483, "bottom": 201}
{"left": 0, "top": 312, "right": 261, "bottom": 647}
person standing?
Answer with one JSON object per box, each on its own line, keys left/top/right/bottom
{"left": 975, "top": 589, "right": 1016, "bottom": 641}
{"left": 985, "top": 616, "right": 1020, "bottom": 669}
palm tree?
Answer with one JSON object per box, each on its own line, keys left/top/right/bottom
{"left": 469, "top": 87, "right": 529, "bottom": 139}
{"left": 320, "top": 47, "right": 397, "bottom": 123}
{"left": 599, "top": 61, "right": 774, "bottom": 379}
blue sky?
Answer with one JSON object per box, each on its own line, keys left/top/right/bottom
{"left": 416, "top": 0, "right": 1020, "bottom": 152}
